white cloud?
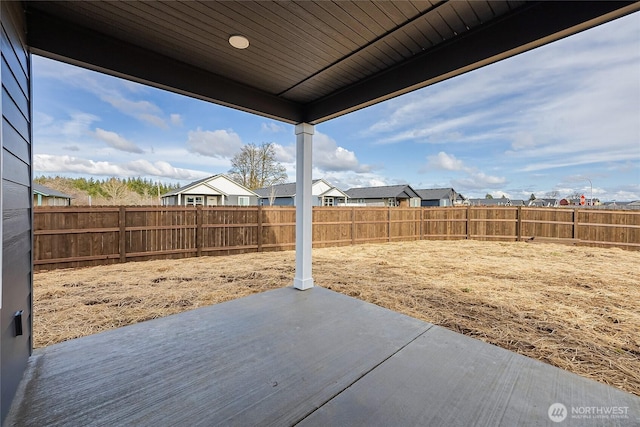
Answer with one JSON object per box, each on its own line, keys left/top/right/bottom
{"left": 261, "top": 122, "right": 285, "bottom": 133}
{"left": 452, "top": 172, "right": 506, "bottom": 190}
{"left": 34, "top": 154, "right": 210, "bottom": 181}
{"left": 59, "top": 113, "right": 100, "bottom": 138}
{"left": 468, "top": 171, "right": 506, "bottom": 186}
{"left": 123, "top": 160, "right": 209, "bottom": 180}
{"left": 170, "top": 114, "right": 183, "bottom": 126}
{"left": 518, "top": 149, "right": 636, "bottom": 172}
{"left": 94, "top": 128, "right": 144, "bottom": 153}
{"left": 316, "top": 169, "right": 391, "bottom": 191}
{"left": 313, "top": 131, "right": 370, "bottom": 173}
{"left": 269, "top": 131, "right": 371, "bottom": 174}
{"left": 101, "top": 95, "right": 168, "bottom": 129}
{"left": 33, "top": 56, "right": 180, "bottom": 129}
{"left": 426, "top": 152, "right": 464, "bottom": 171}
{"left": 422, "top": 151, "right": 506, "bottom": 191}
{"left": 492, "top": 191, "right": 511, "bottom": 199}
{"left": 186, "top": 128, "right": 243, "bottom": 158}
{"left": 375, "top": 113, "right": 486, "bottom": 145}
{"left": 610, "top": 189, "right": 640, "bottom": 201}
{"left": 272, "top": 143, "right": 295, "bottom": 163}
{"left": 34, "top": 112, "right": 100, "bottom": 148}
{"left": 34, "top": 111, "right": 55, "bottom": 128}
{"left": 35, "top": 154, "right": 123, "bottom": 176}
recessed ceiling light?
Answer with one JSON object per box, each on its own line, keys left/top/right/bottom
{"left": 229, "top": 35, "right": 249, "bottom": 49}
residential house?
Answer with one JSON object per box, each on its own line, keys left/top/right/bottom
{"left": 528, "top": 198, "right": 558, "bottom": 207}
{"left": 345, "top": 185, "right": 421, "bottom": 207}
{"left": 254, "top": 179, "right": 349, "bottom": 206}
{"left": 415, "top": 188, "right": 464, "bottom": 207}
{"left": 603, "top": 201, "right": 640, "bottom": 210}
{"left": 468, "top": 198, "right": 514, "bottom": 206}
{"left": 161, "top": 174, "right": 258, "bottom": 206}
{"left": 33, "top": 183, "right": 73, "bottom": 206}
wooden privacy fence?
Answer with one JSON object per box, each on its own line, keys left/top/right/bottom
{"left": 34, "top": 206, "right": 640, "bottom": 271}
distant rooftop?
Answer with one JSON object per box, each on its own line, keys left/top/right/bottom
{"left": 32, "top": 183, "right": 73, "bottom": 199}
{"left": 345, "top": 185, "right": 418, "bottom": 199}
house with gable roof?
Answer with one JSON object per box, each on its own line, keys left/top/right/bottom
{"left": 33, "top": 183, "right": 73, "bottom": 206}
{"left": 254, "top": 179, "right": 349, "bottom": 206}
{"left": 415, "top": 188, "right": 464, "bottom": 207}
{"left": 528, "top": 198, "right": 559, "bottom": 207}
{"left": 161, "top": 174, "right": 258, "bottom": 206}
{"left": 345, "top": 184, "right": 421, "bottom": 207}
{"left": 468, "top": 198, "right": 513, "bottom": 207}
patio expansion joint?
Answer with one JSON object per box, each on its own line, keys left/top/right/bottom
{"left": 291, "top": 323, "right": 435, "bottom": 426}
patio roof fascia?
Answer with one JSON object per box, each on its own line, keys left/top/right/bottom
{"left": 303, "top": 1, "right": 640, "bottom": 123}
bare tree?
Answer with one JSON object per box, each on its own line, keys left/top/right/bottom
{"left": 102, "top": 178, "right": 129, "bottom": 205}
{"left": 268, "top": 185, "right": 277, "bottom": 206}
{"left": 566, "top": 192, "right": 583, "bottom": 202}
{"left": 228, "top": 143, "right": 287, "bottom": 190}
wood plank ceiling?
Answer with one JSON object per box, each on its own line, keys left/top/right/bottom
{"left": 24, "top": 1, "right": 639, "bottom": 124}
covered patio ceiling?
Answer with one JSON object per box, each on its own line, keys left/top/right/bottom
{"left": 25, "top": 1, "right": 639, "bottom": 124}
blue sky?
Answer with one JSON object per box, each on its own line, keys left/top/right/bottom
{"left": 33, "top": 12, "right": 639, "bottom": 201}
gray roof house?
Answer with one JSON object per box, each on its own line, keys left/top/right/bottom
{"left": 603, "top": 200, "right": 640, "bottom": 210}
{"left": 345, "top": 185, "right": 421, "bottom": 207}
{"left": 468, "top": 198, "right": 514, "bottom": 207}
{"left": 33, "top": 183, "right": 73, "bottom": 206}
{"left": 161, "top": 174, "right": 258, "bottom": 206}
{"left": 254, "top": 179, "right": 348, "bottom": 206}
{"left": 528, "top": 198, "right": 558, "bottom": 207}
{"left": 415, "top": 188, "right": 464, "bottom": 207}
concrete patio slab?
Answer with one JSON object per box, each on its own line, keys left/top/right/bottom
{"left": 5, "top": 286, "right": 639, "bottom": 426}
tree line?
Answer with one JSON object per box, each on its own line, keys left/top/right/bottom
{"left": 34, "top": 176, "right": 180, "bottom": 206}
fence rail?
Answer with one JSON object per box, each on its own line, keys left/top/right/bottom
{"left": 33, "top": 206, "right": 640, "bottom": 271}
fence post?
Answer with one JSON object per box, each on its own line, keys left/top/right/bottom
{"left": 419, "top": 207, "right": 423, "bottom": 240}
{"left": 573, "top": 209, "right": 578, "bottom": 239}
{"left": 351, "top": 207, "right": 356, "bottom": 245}
{"left": 466, "top": 205, "right": 471, "bottom": 239}
{"left": 388, "top": 206, "right": 392, "bottom": 242}
{"left": 196, "top": 206, "right": 203, "bottom": 257}
{"left": 119, "top": 206, "right": 126, "bottom": 263}
{"left": 516, "top": 206, "right": 522, "bottom": 241}
{"left": 257, "top": 205, "right": 263, "bottom": 252}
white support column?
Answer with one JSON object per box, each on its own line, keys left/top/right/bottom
{"left": 294, "top": 123, "right": 314, "bottom": 290}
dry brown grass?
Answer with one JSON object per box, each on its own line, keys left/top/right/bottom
{"left": 34, "top": 240, "right": 639, "bottom": 396}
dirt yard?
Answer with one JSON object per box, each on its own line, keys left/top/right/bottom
{"left": 34, "top": 240, "right": 639, "bottom": 396}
